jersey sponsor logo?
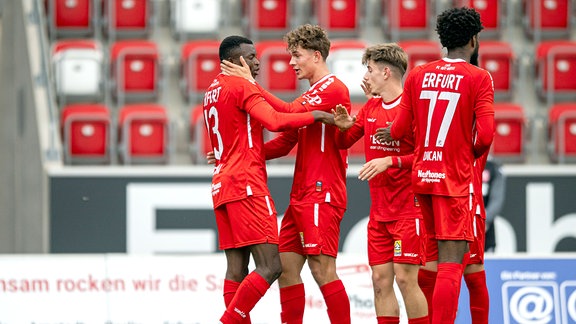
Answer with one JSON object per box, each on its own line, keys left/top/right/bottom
{"left": 394, "top": 240, "right": 401, "bottom": 256}
{"left": 403, "top": 253, "right": 418, "bottom": 257}
{"left": 417, "top": 169, "right": 446, "bottom": 183}
{"left": 367, "top": 118, "right": 376, "bottom": 123}
{"left": 423, "top": 150, "right": 443, "bottom": 161}
{"left": 234, "top": 307, "right": 247, "bottom": 318}
{"left": 369, "top": 135, "right": 401, "bottom": 152}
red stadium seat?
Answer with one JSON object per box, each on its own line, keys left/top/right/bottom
{"left": 548, "top": 103, "right": 576, "bottom": 163}
{"left": 170, "top": 0, "right": 221, "bottom": 40}
{"left": 47, "top": 0, "right": 95, "bottom": 38}
{"left": 523, "top": 0, "right": 571, "bottom": 40}
{"left": 535, "top": 40, "right": 576, "bottom": 104}
{"left": 255, "top": 40, "right": 300, "bottom": 100}
{"left": 103, "top": 0, "right": 153, "bottom": 40}
{"left": 52, "top": 39, "right": 103, "bottom": 104}
{"left": 454, "top": 0, "right": 503, "bottom": 38}
{"left": 110, "top": 40, "right": 160, "bottom": 104}
{"left": 180, "top": 40, "right": 220, "bottom": 103}
{"left": 383, "top": 0, "right": 432, "bottom": 41}
{"left": 492, "top": 103, "right": 526, "bottom": 162}
{"left": 479, "top": 40, "right": 515, "bottom": 100}
{"left": 118, "top": 104, "right": 169, "bottom": 164}
{"left": 60, "top": 104, "right": 111, "bottom": 164}
{"left": 348, "top": 102, "right": 365, "bottom": 162}
{"left": 189, "top": 104, "right": 212, "bottom": 164}
{"left": 397, "top": 39, "right": 443, "bottom": 74}
{"left": 313, "top": 0, "right": 360, "bottom": 36}
{"left": 243, "top": 0, "right": 292, "bottom": 40}
{"left": 327, "top": 39, "right": 369, "bottom": 99}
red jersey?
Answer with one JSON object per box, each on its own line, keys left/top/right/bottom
{"left": 260, "top": 74, "right": 351, "bottom": 209}
{"left": 336, "top": 95, "right": 420, "bottom": 222}
{"left": 391, "top": 58, "right": 495, "bottom": 197}
{"left": 204, "top": 74, "right": 315, "bottom": 208}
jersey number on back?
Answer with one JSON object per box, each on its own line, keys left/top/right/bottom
{"left": 204, "top": 107, "right": 223, "bottom": 160}
{"left": 420, "top": 90, "right": 461, "bottom": 148}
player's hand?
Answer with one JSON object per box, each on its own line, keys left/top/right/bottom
{"left": 311, "top": 110, "right": 335, "bottom": 124}
{"left": 358, "top": 157, "right": 393, "bottom": 181}
{"left": 331, "top": 104, "right": 356, "bottom": 131}
{"left": 206, "top": 151, "right": 216, "bottom": 165}
{"left": 361, "top": 80, "right": 373, "bottom": 100}
{"left": 374, "top": 122, "right": 393, "bottom": 142}
{"left": 221, "top": 56, "right": 255, "bottom": 82}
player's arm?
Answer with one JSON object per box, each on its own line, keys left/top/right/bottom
{"left": 222, "top": 57, "right": 308, "bottom": 113}
{"left": 264, "top": 129, "right": 299, "bottom": 160}
{"left": 473, "top": 73, "right": 496, "bottom": 158}
{"left": 247, "top": 99, "right": 334, "bottom": 131}
{"left": 358, "top": 153, "right": 414, "bottom": 181}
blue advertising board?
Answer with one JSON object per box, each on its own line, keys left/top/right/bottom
{"left": 457, "top": 257, "right": 576, "bottom": 324}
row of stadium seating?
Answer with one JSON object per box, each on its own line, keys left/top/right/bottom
{"left": 60, "top": 100, "right": 576, "bottom": 165}
{"left": 45, "top": 0, "right": 575, "bottom": 42}
{"left": 52, "top": 37, "right": 576, "bottom": 106}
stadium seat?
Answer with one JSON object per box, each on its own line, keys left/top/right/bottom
{"left": 348, "top": 102, "right": 365, "bottom": 162}
{"left": 52, "top": 39, "right": 104, "bottom": 104}
{"left": 118, "top": 103, "right": 169, "bottom": 164}
{"left": 492, "top": 102, "right": 526, "bottom": 162}
{"left": 535, "top": 40, "right": 576, "bottom": 104}
{"left": 60, "top": 104, "right": 111, "bottom": 164}
{"left": 255, "top": 40, "right": 300, "bottom": 100}
{"left": 110, "top": 40, "right": 161, "bottom": 104}
{"left": 383, "top": 0, "right": 432, "bottom": 41}
{"left": 453, "top": 0, "right": 503, "bottom": 39}
{"left": 102, "top": 0, "right": 153, "bottom": 40}
{"left": 313, "top": 0, "right": 361, "bottom": 37}
{"left": 548, "top": 103, "right": 576, "bottom": 163}
{"left": 327, "top": 39, "right": 369, "bottom": 100}
{"left": 397, "top": 39, "right": 442, "bottom": 74}
{"left": 170, "top": 0, "right": 221, "bottom": 40}
{"left": 523, "top": 0, "right": 571, "bottom": 41}
{"left": 479, "top": 40, "right": 515, "bottom": 100}
{"left": 47, "top": 0, "right": 96, "bottom": 39}
{"left": 180, "top": 40, "right": 220, "bottom": 103}
{"left": 243, "top": 0, "right": 292, "bottom": 40}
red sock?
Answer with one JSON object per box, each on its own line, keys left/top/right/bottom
{"left": 464, "top": 271, "right": 489, "bottom": 324}
{"left": 377, "top": 316, "right": 400, "bottom": 323}
{"left": 418, "top": 268, "right": 437, "bottom": 322}
{"left": 432, "top": 263, "right": 463, "bottom": 324}
{"left": 280, "top": 283, "right": 305, "bottom": 324}
{"left": 320, "top": 280, "right": 350, "bottom": 324}
{"left": 223, "top": 280, "right": 251, "bottom": 323}
{"left": 408, "top": 316, "right": 430, "bottom": 324}
{"left": 220, "top": 272, "right": 270, "bottom": 324}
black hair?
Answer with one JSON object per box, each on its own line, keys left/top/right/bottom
{"left": 436, "top": 7, "right": 484, "bottom": 50}
{"left": 219, "top": 35, "right": 253, "bottom": 61}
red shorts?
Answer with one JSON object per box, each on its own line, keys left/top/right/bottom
{"left": 279, "top": 203, "right": 345, "bottom": 257}
{"left": 416, "top": 194, "right": 474, "bottom": 262}
{"left": 468, "top": 213, "right": 486, "bottom": 264}
{"left": 367, "top": 218, "right": 425, "bottom": 266}
{"left": 215, "top": 195, "right": 278, "bottom": 250}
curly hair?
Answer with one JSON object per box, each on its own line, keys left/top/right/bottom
{"left": 284, "top": 24, "right": 331, "bottom": 61}
{"left": 362, "top": 43, "right": 408, "bottom": 77}
{"left": 436, "top": 7, "right": 484, "bottom": 49}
